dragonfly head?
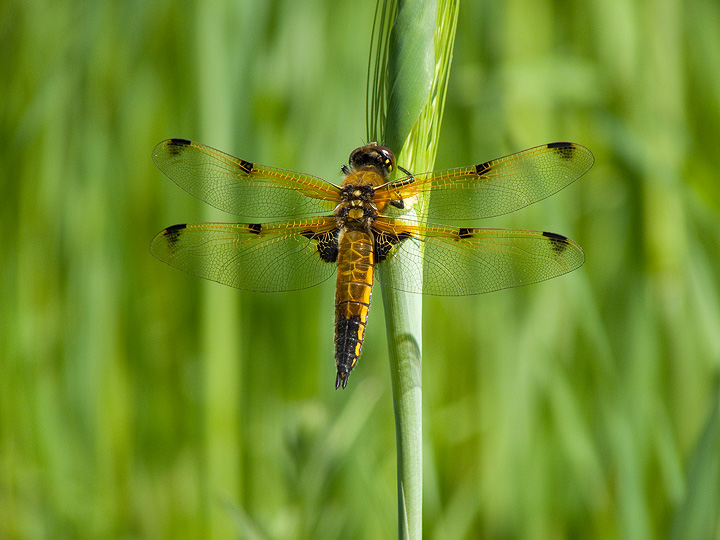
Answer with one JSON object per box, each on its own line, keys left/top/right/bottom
{"left": 348, "top": 143, "right": 396, "bottom": 179}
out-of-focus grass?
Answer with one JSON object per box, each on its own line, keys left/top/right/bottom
{"left": 1, "top": 0, "right": 719, "bottom": 539}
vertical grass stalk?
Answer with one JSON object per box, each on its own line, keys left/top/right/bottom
{"left": 669, "top": 380, "right": 720, "bottom": 540}
{"left": 367, "top": 1, "right": 458, "bottom": 538}
{"left": 196, "top": 2, "right": 243, "bottom": 536}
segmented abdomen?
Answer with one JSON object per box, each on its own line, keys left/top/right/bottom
{"left": 334, "top": 228, "right": 374, "bottom": 389}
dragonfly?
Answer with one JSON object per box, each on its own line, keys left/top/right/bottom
{"left": 151, "top": 138, "right": 593, "bottom": 389}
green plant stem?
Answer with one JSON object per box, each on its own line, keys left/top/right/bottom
{"left": 381, "top": 3, "right": 434, "bottom": 539}
{"left": 669, "top": 380, "right": 720, "bottom": 540}
{"left": 381, "top": 276, "right": 423, "bottom": 540}
{"left": 196, "top": 2, "right": 243, "bottom": 537}
{"left": 368, "top": 0, "right": 459, "bottom": 539}
{"left": 371, "top": 0, "right": 457, "bottom": 538}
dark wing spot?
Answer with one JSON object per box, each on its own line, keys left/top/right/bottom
{"left": 317, "top": 230, "right": 339, "bottom": 262}
{"left": 542, "top": 231, "right": 570, "bottom": 254}
{"left": 390, "top": 199, "right": 405, "bottom": 209}
{"left": 163, "top": 223, "right": 187, "bottom": 247}
{"left": 248, "top": 223, "right": 262, "bottom": 234}
{"left": 475, "top": 161, "right": 491, "bottom": 176}
{"left": 167, "top": 139, "right": 191, "bottom": 155}
{"left": 374, "top": 230, "right": 412, "bottom": 262}
{"left": 547, "top": 141, "right": 574, "bottom": 159}
{"left": 302, "top": 228, "right": 339, "bottom": 263}
{"left": 458, "top": 227, "right": 474, "bottom": 239}
{"left": 239, "top": 159, "right": 254, "bottom": 174}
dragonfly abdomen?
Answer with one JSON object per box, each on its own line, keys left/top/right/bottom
{"left": 334, "top": 228, "right": 375, "bottom": 389}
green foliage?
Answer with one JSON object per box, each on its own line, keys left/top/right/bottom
{"left": 1, "top": 0, "right": 719, "bottom": 539}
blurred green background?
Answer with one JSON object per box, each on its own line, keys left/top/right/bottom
{"left": 2, "top": 0, "right": 720, "bottom": 538}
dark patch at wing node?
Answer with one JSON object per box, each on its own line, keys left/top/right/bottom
{"left": 547, "top": 141, "right": 574, "bottom": 159}
{"left": 374, "top": 229, "right": 413, "bottom": 262}
{"left": 301, "top": 228, "right": 339, "bottom": 263}
{"left": 248, "top": 223, "right": 262, "bottom": 234}
{"left": 458, "top": 227, "right": 475, "bottom": 239}
{"left": 475, "top": 161, "right": 491, "bottom": 176}
{"left": 542, "top": 231, "right": 570, "bottom": 254}
{"left": 167, "top": 138, "right": 191, "bottom": 155}
{"left": 239, "top": 159, "right": 254, "bottom": 174}
{"left": 390, "top": 199, "right": 405, "bottom": 209}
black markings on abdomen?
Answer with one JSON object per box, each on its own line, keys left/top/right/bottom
{"left": 335, "top": 314, "right": 365, "bottom": 389}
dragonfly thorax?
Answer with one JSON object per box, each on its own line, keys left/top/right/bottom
{"left": 335, "top": 183, "right": 378, "bottom": 228}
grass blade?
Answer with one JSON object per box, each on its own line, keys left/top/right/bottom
{"left": 368, "top": 1, "right": 459, "bottom": 538}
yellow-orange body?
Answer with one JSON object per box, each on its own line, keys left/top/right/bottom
{"left": 332, "top": 144, "right": 395, "bottom": 389}
{"left": 334, "top": 228, "right": 374, "bottom": 385}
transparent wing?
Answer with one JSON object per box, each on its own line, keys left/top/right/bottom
{"left": 374, "top": 218, "right": 584, "bottom": 295}
{"left": 152, "top": 139, "right": 340, "bottom": 219}
{"left": 375, "top": 142, "right": 593, "bottom": 221}
{"left": 151, "top": 217, "right": 339, "bottom": 292}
